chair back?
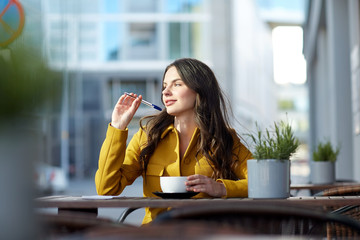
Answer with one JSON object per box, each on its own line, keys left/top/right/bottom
{"left": 315, "top": 184, "right": 360, "bottom": 196}
{"left": 152, "top": 202, "right": 360, "bottom": 238}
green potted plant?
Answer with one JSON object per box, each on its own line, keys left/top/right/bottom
{"left": 311, "top": 140, "right": 340, "bottom": 184}
{"left": 247, "top": 120, "right": 300, "bottom": 199}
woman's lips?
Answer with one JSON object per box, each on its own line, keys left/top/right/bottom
{"left": 165, "top": 100, "right": 176, "bottom": 106}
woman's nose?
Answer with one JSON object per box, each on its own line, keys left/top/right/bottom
{"left": 162, "top": 86, "right": 171, "bottom": 96}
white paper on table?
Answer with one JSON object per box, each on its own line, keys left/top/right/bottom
{"left": 81, "top": 195, "right": 116, "bottom": 200}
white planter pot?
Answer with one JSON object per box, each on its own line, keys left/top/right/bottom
{"left": 247, "top": 159, "right": 290, "bottom": 199}
{"left": 310, "top": 161, "right": 335, "bottom": 184}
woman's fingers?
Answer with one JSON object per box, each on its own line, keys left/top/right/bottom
{"left": 186, "top": 175, "right": 209, "bottom": 191}
{"left": 130, "top": 95, "right": 142, "bottom": 111}
{"left": 186, "top": 174, "right": 208, "bottom": 184}
{"left": 117, "top": 94, "right": 126, "bottom": 104}
{"left": 111, "top": 93, "right": 142, "bottom": 129}
{"left": 185, "top": 174, "right": 226, "bottom": 197}
{"left": 118, "top": 93, "right": 137, "bottom": 106}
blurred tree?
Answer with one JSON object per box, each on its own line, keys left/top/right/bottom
{"left": 0, "top": 46, "right": 58, "bottom": 120}
{"left": 0, "top": 45, "right": 60, "bottom": 239}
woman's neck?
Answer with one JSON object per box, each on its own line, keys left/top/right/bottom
{"left": 174, "top": 116, "right": 197, "bottom": 159}
{"left": 174, "top": 116, "right": 197, "bottom": 139}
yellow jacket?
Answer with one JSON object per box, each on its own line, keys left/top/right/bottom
{"left": 95, "top": 124, "right": 251, "bottom": 224}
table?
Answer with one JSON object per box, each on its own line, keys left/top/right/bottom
{"left": 35, "top": 195, "right": 360, "bottom": 210}
{"left": 290, "top": 182, "right": 359, "bottom": 196}
{"left": 290, "top": 182, "right": 360, "bottom": 192}
{"left": 36, "top": 195, "right": 360, "bottom": 239}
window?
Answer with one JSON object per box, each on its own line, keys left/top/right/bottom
{"left": 127, "top": 23, "right": 158, "bottom": 60}
{"left": 168, "top": 22, "right": 203, "bottom": 59}
{"left": 79, "top": 22, "right": 97, "bottom": 48}
{"left": 103, "top": 22, "right": 122, "bottom": 61}
{"left": 83, "top": 80, "right": 101, "bottom": 111}
{"left": 127, "top": 0, "right": 158, "bottom": 12}
{"left": 120, "top": 81, "right": 147, "bottom": 98}
{"left": 103, "top": 0, "right": 120, "bottom": 13}
{"left": 165, "top": 0, "right": 205, "bottom": 13}
{"left": 169, "top": 23, "right": 181, "bottom": 59}
{"left": 79, "top": 51, "right": 97, "bottom": 61}
{"left": 108, "top": 80, "right": 147, "bottom": 108}
{"left": 48, "top": 0, "right": 99, "bottom": 14}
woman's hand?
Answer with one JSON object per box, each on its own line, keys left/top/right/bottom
{"left": 111, "top": 93, "right": 142, "bottom": 130}
{"left": 186, "top": 174, "right": 226, "bottom": 198}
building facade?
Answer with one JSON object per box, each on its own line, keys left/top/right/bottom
{"left": 303, "top": 0, "right": 360, "bottom": 181}
{"left": 39, "top": 0, "right": 275, "bottom": 178}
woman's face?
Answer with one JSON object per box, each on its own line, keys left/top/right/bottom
{"left": 162, "top": 66, "right": 197, "bottom": 117}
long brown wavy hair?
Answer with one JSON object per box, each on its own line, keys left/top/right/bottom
{"left": 139, "top": 58, "right": 241, "bottom": 180}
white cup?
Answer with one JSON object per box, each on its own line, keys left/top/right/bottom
{"left": 160, "top": 176, "right": 188, "bottom": 193}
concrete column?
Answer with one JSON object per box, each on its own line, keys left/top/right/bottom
{"left": 211, "top": 0, "right": 232, "bottom": 96}
{"left": 305, "top": 0, "right": 323, "bottom": 153}
{"left": 348, "top": 0, "right": 360, "bottom": 182}
{"left": 315, "top": 30, "right": 331, "bottom": 143}
{"left": 311, "top": 29, "right": 329, "bottom": 150}
{"left": 326, "top": 0, "right": 353, "bottom": 180}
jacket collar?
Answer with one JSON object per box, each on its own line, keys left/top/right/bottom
{"left": 160, "top": 124, "right": 200, "bottom": 140}
{"left": 160, "top": 124, "right": 175, "bottom": 139}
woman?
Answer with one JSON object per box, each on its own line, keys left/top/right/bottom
{"left": 95, "top": 58, "right": 252, "bottom": 224}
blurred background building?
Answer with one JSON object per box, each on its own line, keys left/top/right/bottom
{"left": 39, "top": 0, "right": 278, "bottom": 181}
{"left": 2, "top": 0, "right": 318, "bottom": 195}
{"left": 12, "top": 0, "right": 360, "bottom": 232}
{"left": 303, "top": 0, "right": 360, "bottom": 182}
{"left": 4, "top": 0, "right": 360, "bottom": 233}
{"left": 257, "top": 0, "right": 309, "bottom": 165}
